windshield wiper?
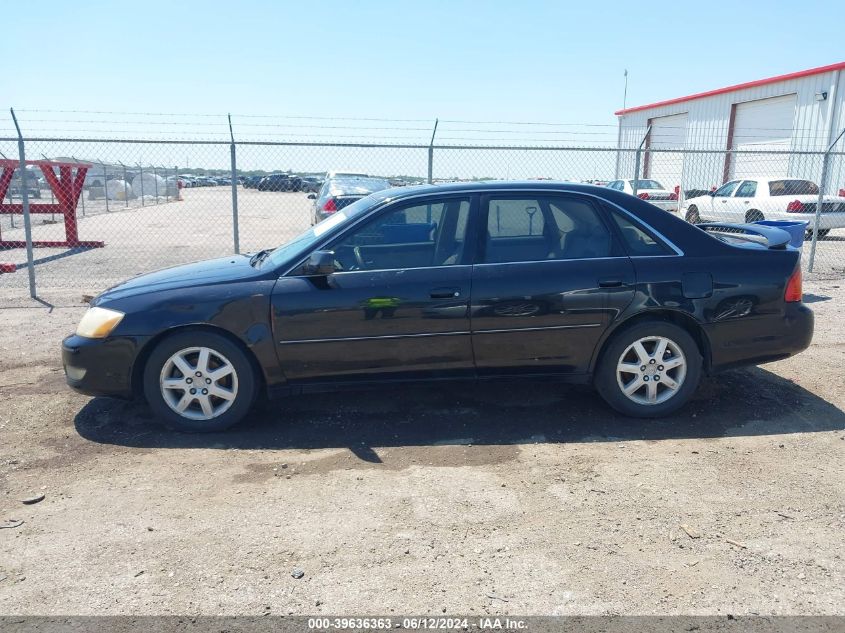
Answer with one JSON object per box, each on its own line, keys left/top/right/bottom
{"left": 248, "top": 248, "right": 273, "bottom": 267}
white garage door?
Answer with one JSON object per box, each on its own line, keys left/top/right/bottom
{"left": 730, "top": 94, "right": 796, "bottom": 179}
{"left": 646, "top": 113, "right": 687, "bottom": 191}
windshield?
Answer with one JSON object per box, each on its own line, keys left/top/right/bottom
{"left": 262, "top": 194, "right": 380, "bottom": 268}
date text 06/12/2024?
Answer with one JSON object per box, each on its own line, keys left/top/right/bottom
{"left": 307, "top": 617, "right": 527, "bottom": 630}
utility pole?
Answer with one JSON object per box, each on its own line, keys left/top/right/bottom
{"left": 623, "top": 69, "right": 628, "bottom": 112}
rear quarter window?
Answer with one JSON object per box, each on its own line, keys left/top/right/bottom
{"left": 610, "top": 212, "right": 673, "bottom": 256}
{"left": 769, "top": 180, "right": 818, "bottom": 196}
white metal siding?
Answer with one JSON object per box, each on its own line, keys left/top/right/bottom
{"left": 730, "top": 94, "right": 797, "bottom": 179}
{"left": 646, "top": 113, "right": 687, "bottom": 189}
{"left": 617, "top": 68, "right": 844, "bottom": 192}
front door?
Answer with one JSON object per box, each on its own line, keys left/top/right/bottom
{"left": 271, "top": 195, "right": 476, "bottom": 382}
{"left": 708, "top": 180, "right": 741, "bottom": 222}
{"left": 470, "top": 193, "right": 635, "bottom": 375}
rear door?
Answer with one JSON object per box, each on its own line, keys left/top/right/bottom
{"left": 470, "top": 193, "right": 635, "bottom": 375}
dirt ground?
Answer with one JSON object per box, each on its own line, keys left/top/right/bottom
{"left": 0, "top": 273, "right": 843, "bottom": 616}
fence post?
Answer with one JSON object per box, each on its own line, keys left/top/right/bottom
{"left": 138, "top": 162, "right": 145, "bottom": 206}
{"left": 102, "top": 162, "right": 109, "bottom": 212}
{"left": 10, "top": 108, "right": 36, "bottom": 298}
{"left": 632, "top": 125, "right": 651, "bottom": 198}
{"left": 427, "top": 118, "right": 438, "bottom": 184}
{"left": 120, "top": 162, "right": 128, "bottom": 207}
{"left": 72, "top": 155, "right": 85, "bottom": 217}
{"left": 808, "top": 127, "right": 845, "bottom": 272}
{"left": 153, "top": 166, "right": 159, "bottom": 203}
{"left": 228, "top": 114, "right": 240, "bottom": 254}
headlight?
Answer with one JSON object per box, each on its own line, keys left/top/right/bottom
{"left": 75, "top": 307, "right": 125, "bottom": 339}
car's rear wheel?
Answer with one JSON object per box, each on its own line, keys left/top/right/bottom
{"left": 746, "top": 209, "right": 764, "bottom": 223}
{"left": 595, "top": 321, "right": 702, "bottom": 418}
{"left": 685, "top": 206, "right": 700, "bottom": 224}
{"left": 143, "top": 331, "right": 257, "bottom": 432}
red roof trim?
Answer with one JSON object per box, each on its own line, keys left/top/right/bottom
{"left": 615, "top": 61, "right": 845, "bottom": 116}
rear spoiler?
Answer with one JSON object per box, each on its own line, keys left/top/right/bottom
{"left": 697, "top": 223, "right": 791, "bottom": 250}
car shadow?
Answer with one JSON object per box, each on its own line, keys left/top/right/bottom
{"left": 75, "top": 366, "right": 845, "bottom": 456}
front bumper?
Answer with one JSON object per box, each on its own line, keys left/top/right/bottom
{"left": 62, "top": 334, "right": 148, "bottom": 398}
{"left": 705, "top": 302, "right": 814, "bottom": 372}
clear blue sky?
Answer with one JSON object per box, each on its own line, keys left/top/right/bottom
{"left": 2, "top": 0, "right": 843, "bottom": 178}
{"left": 4, "top": 0, "right": 844, "bottom": 128}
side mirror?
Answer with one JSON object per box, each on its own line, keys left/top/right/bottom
{"left": 303, "top": 250, "right": 336, "bottom": 276}
{"left": 709, "top": 191, "right": 716, "bottom": 197}
{"left": 307, "top": 193, "right": 317, "bottom": 200}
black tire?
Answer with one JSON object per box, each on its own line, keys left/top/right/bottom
{"left": 142, "top": 330, "right": 258, "bottom": 432}
{"left": 594, "top": 320, "right": 702, "bottom": 418}
{"left": 685, "top": 206, "right": 700, "bottom": 224}
{"left": 805, "top": 228, "right": 830, "bottom": 239}
{"left": 746, "top": 209, "right": 764, "bottom": 223}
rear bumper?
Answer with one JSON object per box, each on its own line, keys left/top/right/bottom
{"left": 650, "top": 200, "right": 679, "bottom": 212}
{"left": 705, "top": 303, "right": 814, "bottom": 372}
{"left": 763, "top": 212, "right": 845, "bottom": 229}
{"left": 62, "top": 334, "right": 148, "bottom": 398}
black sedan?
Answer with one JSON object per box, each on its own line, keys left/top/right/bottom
{"left": 62, "top": 181, "right": 813, "bottom": 432}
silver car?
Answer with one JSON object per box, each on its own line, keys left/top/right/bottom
{"left": 310, "top": 176, "right": 391, "bottom": 224}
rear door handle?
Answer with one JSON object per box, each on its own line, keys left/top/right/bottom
{"left": 598, "top": 279, "right": 624, "bottom": 288}
{"left": 430, "top": 287, "right": 461, "bottom": 299}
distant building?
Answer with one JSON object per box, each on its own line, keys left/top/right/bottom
{"left": 615, "top": 61, "right": 845, "bottom": 193}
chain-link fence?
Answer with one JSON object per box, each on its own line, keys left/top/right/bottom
{"left": 2, "top": 129, "right": 845, "bottom": 304}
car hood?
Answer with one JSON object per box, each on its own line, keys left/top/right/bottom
{"left": 93, "top": 254, "right": 263, "bottom": 304}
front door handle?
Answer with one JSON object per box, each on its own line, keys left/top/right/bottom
{"left": 598, "top": 279, "right": 624, "bottom": 288}
{"left": 430, "top": 287, "right": 461, "bottom": 299}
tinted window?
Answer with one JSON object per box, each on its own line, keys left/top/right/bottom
{"left": 484, "top": 196, "right": 611, "bottom": 263}
{"left": 331, "top": 198, "right": 470, "bottom": 271}
{"left": 610, "top": 212, "right": 672, "bottom": 256}
{"left": 769, "top": 179, "right": 819, "bottom": 196}
{"left": 713, "top": 181, "right": 739, "bottom": 197}
{"left": 735, "top": 181, "right": 757, "bottom": 198}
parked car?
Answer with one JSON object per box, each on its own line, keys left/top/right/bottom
{"left": 8, "top": 168, "right": 42, "bottom": 199}
{"left": 325, "top": 170, "right": 369, "bottom": 179}
{"left": 243, "top": 176, "right": 264, "bottom": 189}
{"left": 62, "top": 181, "right": 812, "bottom": 432}
{"left": 606, "top": 179, "right": 678, "bottom": 212}
{"left": 311, "top": 176, "right": 391, "bottom": 223}
{"left": 258, "top": 174, "right": 302, "bottom": 192}
{"left": 299, "top": 176, "right": 323, "bottom": 193}
{"left": 683, "top": 178, "right": 845, "bottom": 238}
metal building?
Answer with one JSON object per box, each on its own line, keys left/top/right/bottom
{"left": 615, "top": 61, "right": 845, "bottom": 195}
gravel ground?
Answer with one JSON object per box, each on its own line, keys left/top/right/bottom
{"left": 0, "top": 275, "right": 843, "bottom": 616}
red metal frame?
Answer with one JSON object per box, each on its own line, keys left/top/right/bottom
{"left": 0, "top": 159, "right": 104, "bottom": 271}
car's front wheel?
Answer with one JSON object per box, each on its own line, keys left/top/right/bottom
{"left": 595, "top": 321, "right": 702, "bottom": 418}
{"left": 143, "top": 330, "right": 257, "bottom": 432}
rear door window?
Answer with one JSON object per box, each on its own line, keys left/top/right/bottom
{"left": 483, "top": 196, "right": 612, "bottom": 263}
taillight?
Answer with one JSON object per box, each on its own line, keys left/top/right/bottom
{"left": 322, "top": 198, "right": 337, "bottom": 213}
{"left": 786, "top": 199, "right": 805, "bottom": 213}
{"left": 669, "top": 192, "right": 678, "bottom": 200}
{"left": 637, "top": 192, "right": 650, "bottom": 200}
{"left": 784, "top": 266, "right": 802, "bottom": 302}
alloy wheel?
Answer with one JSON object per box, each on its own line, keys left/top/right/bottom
{"left": 616, "top": 336, "right": 687, "bottom": 405}
{"left": 159, "top": 346, "right": 239, "bottom": 421}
